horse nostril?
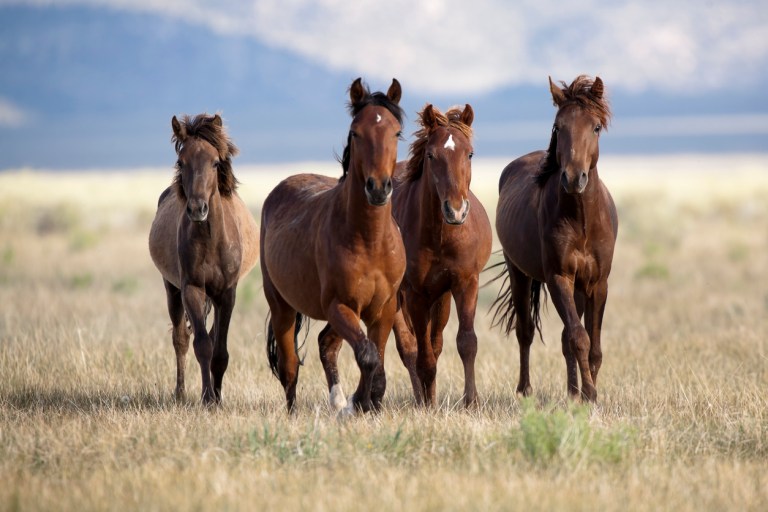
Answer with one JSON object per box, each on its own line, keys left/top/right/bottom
{"left": 365, "top": 177, "right": 375, "bottom": 192}
{"left": 560, "top": 172, "right": 569, "bottom": 189}
{"left": 201, "top": 202, "right": 209, "bottom": 216}
{"left": 383, "top": 178, "right": 392, "bottom": 195}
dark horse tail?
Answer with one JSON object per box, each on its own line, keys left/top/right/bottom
{"left": 266, "top": 313, "right": 307, "bottom": 379}
{"left": 489, "top": 259, "right": 545, "bottom": 341}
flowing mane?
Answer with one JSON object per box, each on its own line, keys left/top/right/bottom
{"left": 400, "top": 105, "right": 474, "bottom": 183}
{"left": 339, "top": 81, "right": 405, "bottom": 181}
{"left": 536, "top": 75, "right": 611, "bottom": 186}
{"left": 172, "top": 113, "right": 239, "bottom": 199}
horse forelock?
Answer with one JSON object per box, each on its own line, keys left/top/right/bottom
{"left": 535, "top": 76, "right": 611, "bottom": 187}
{"left": 171, "top": 114, "right": 239, "bottom": 198}
{"left": 401, "top": 105, "right": 473, "bottom": 183}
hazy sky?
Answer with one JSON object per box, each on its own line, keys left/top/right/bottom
{"left": 0, "top": 0, "right": 766, "bottom": 167}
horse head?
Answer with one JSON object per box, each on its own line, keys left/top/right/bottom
{"left": 171, "top": 113, "right": 238, "bottom": 222}
{"left": 547, "top": 76, "right": 609, "bottom": 195}
{"left": 343, "top": 78, "right": 404, "bottom": 206}
{"left": 419, "top": 104, "right": 474, "bottom": 225}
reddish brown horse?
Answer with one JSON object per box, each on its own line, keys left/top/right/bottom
{"left": 149, "top": 113, "right": 259, "bottom": 404}
{"left": 494, "top": 76, "right": 618, "bottom": 402}
{"left": 391, "top": 104, "right": 492, "bottom": 407}
{"left": 261, "top": 78, "right": 406, "bottom": 413}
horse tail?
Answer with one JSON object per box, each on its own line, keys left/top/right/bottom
{"left": 266, "top": 312, "right": 308, "bottom": 379}
{"left": 489, "top": 259, "right": 516, "bottom": 336}
{"left": 489, "top": 258, "right": 546, "bottom": 342}
{"left": 530, "top": 279, "right": 545, "bottom": 342}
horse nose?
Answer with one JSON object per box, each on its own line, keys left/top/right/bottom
{"left": 364, "top": 177, "right": 393, "bottom": 206}
{"left": 560, "top": 171, "right": 588, "bottom": 194}
{"left": 186, "top": 200, "right": 209, "bottom": 222}
{"left": 442, "top": 199, "right": 469, "bottom": 225}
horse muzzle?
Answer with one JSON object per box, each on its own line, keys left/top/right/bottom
{"left": 442, "top": 198, "right": 470, "bottom": 225}
{"left": 186, "top": 199, "right": 209, "bottom": 222}
{"left": 560, "top": 170, "right": 588, "bottom": 195}
{"left": 364, "top": 176, "right": 393, "bottom": 206}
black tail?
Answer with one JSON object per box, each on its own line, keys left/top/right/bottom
{"left": 265, "top": 312, "right": 308, "bottom": 379}
{"left": 489, "top": 259, "right": 545, "bottom": 341}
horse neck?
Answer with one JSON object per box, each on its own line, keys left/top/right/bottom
{"left": 556, "top": 165, "right": 601, "bottom": 231}
{"left": 340, "top": 170, "right": 392, "bottom": 243}
{"left": 187, "top": 189, "right": 228, "bottom": 243}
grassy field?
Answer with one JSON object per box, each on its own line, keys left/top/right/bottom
{"left": 1, "top": 154, "right": 767, "bottom": 511}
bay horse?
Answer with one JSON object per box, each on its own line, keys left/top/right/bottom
{"left": 391, "top": 104, "right": 492, "bottom": 407}
{"left": 260, "top": 78, "right": 406, "bottom": 414}
{"left": 149, "top": 113, "right": 259, "bottom": 405}
{"left": 494, "top": 76, "right": 618, "bottom": 402}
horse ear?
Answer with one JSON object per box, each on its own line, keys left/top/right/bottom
{"left": 591, "top": 77, "right": 604, "bottom": 99}
{"left": 212, "top": 114, "right": 223, "bottom": 127}
{"left": 422, "top": 104, "right": 438, "bottom": 129}
{"left": 461, "top": 104, "right": 474, "bottom": 127}
{"left": 171, "top": 116, "right": 186, "bottom": 140}
{"left": 387, "top": 78, "right": 402, "bottom": 105}
{"left": 549, "top": 76, "right": 566, "bottom": 107}
{"left": 350, "top": 77, "right": 365, "bottom": 105}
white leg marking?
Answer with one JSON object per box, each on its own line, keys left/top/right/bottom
{"left": 329, "top": 384, "right": 347, "bottom": 412}
{"left": 444, "top": 134, "right": 455, "bottom": 150}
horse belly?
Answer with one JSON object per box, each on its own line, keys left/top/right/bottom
{"left": 148, "top": 192, "right": 183, "bottom": 288}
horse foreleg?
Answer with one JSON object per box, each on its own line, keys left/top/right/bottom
{"left": 584, "top": 282, "right": 607, "bottom": 387}
{"left": 561, "top": 291, "right": 585, "bottom": 398}
{"left": 164, "top": 279, "right": 190, "bottom": 401}
{"left": 408, "top": 293, "right": 437, "bottom": 407}
{"left": 452, "top": 278, "right": 479, "bottom": 407}
{"left": 318, "top": 324, "right": 346, "bottom": 412}
{"left": 393, "top": 304, "right": 423, "bottom": 405}
{"left": 210, "top": 287, "right": 235, "bottom": 404}
{"left": 366, "top": 298, "right": 397, "bottom": 410}
{"left": 182, "top": 284, "right": 216, "bottom": 405}
{"left": 548, "top": 275, "right": 595, "bottom": 402}
{"left": 327, "top": 301, "right": 378, "bottom": 414}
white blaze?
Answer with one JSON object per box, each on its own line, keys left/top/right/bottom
{"left": 376, "top": 113, "right": 382, "bottom": 123}
{"left": 444, "top": 134, "right": 455, "bottom": 150}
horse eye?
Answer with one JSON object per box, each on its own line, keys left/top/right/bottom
{"left": 468, "top": 151, "right": 474, "bottom": 160}
{"left": 349, "top": 130, "right": 357, "bottom": 139}
{"left": 426, "top": 152, "right": 434, "bottom": 160}
{"left": 396, "top": 130, "right": 403, "bottom": 139}
{"left": 552, "top": 125, "right": 559, "bottom": 134}
{"left": 176, "top": 159, "right": 183, "bottom": 169}
{"left": 213, "top": 160, "right": 220, "bottom": 169}
{"left": 594, "top": 124, "right": 602, "bottom": 134}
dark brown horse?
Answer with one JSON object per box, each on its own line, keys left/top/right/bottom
{"left": 149, "top": 113, "right": 259, "bottom": 404}
{"left": 260, "top": 78, "right": 406, "bottom": 414}
{"left": 391, "top": 104, "right": 492, "bottom": 407}
{"left": 494, "top": 76, "right": 618, "bottom": 402}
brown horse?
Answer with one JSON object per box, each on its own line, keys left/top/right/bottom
{"left": 494, "top": 76, "right": 618, "bottom": 402}
{"left": 260, "top": 78, "right": 406, "bottom": 414}
{"left": 391, "top": 104, "right": 492, "bottom": 407}
{"left": 149, "top": 113, "right": 259, "bottom": 404}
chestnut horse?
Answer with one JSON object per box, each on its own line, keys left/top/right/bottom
{"left": 391, "top": 104, "right": 492, "bottom": 407}
{"left": 261, "top": 78, "right": 406, "bottom": 413}
{"left": 149, "top": 113, "right": 259, "bottom": 404}
{"left": 494, "top": 76, "right": 618, "bottom": 402}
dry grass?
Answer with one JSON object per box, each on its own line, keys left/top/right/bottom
{"left": 1, "top": 155, "right": 767, "bottom": 511}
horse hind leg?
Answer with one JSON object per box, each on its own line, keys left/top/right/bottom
{"left": 318, "top": 323, "right": 346, "bottom": 412}
{"left": 164, "top": 279, "right": 190, "bottom": 402}
{"left": 509, "top": 266, "right": 536, "bottom": 397}
{"left": 393, "top": 304, "right": 423, "bottom": 405}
